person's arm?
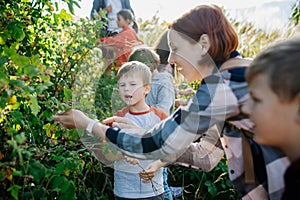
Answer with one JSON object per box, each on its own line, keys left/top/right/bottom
{"left": 105, "top": 74, "right": 239, "bottom": 160}
{"left": 124, "top": 0, "right": 134, "bottom": 16}
{"left": 139, "top": 159, "right": 168, "bottom": 183}
{"left": 175, "top": 124, "right": 224, "bottom": 172}
{"left": 53, "top": 109, "right": 108, "bottom": 139}
{"left": 101, "top": 29, "right": 138, "bottom": 48}
{"left": 53, "top": 75, "right": 239, "bottom": 161}
{"left": 178, "top": 88, "right": 195, "bottom": 95}
{"left": 90, "top": 0, "right": 103, "bottom": 19}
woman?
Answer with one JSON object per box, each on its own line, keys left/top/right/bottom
{"left": 54, "top": 5, "right": 289, "bottom": 199}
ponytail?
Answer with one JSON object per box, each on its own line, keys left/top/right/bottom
{"left": 132, "top": 20, "right": 138, "bottom": 33}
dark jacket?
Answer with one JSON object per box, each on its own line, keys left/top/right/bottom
{"left": 90, "top": 0, "right": 134, "bottom": 19}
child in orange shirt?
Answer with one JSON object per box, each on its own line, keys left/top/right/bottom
{"left": 101, "top": 9, "right": 143, "bottom": 69}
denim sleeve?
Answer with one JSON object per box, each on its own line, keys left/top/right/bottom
{"left": 123, "top": 0, "right": 134, "bottom": 15}
{"left": 90, "top": 0, "right": 104, "bottom": 19}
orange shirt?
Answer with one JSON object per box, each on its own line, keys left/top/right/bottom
{"left": 101, "top": 27, "right": 143, "bottom": 68}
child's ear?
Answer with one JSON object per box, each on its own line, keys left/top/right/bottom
{"left": 144, "top": 84, "right": 151, "bottom": 95}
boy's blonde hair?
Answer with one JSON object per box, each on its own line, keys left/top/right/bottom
{"left": 246, "top": 37, "right": 300, "bottom": 102}
{"left": 117, "top": 61, "right": 152, "bottom": 85}
{"left": 128, "top": 47, "right": 160, "bottom": 72}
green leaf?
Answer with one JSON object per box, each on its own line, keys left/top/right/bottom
{"left": 28, "top": 160, "right": 45, "bottom": 183}
{"left": 0, "top": 36, "right": 5, "bottom": 45}
{"left": 56, "top": 162, "right": 65, "bottom": 175}
{"left": 0, "top": 55, "right": 8, "bottom": 66}
{"left": 24, "top": 64, "right": 39, "bottom": 77}
{"left": 12, "top": 28, "right": 25, "bottom": 41}
{"left": 30, "top": 95, "right": 41, "bottom": 116}
{"left": 15, "top": 132, "right": 26, "bottom": 144}
{"left": 63, "top": 88, "right": 72, "bottom": 101}
{"left": 12, "top": 170, "right": 23, "bottom": 177}
{"left": 52, "top": 176, "right": 68, "bottom": 192}
{"left": 10, "top": 53, "right": 30, "bottom": 67}
{"left": 43, "top": 123, "right": 51, "bottom": 137}
{"left": 59, "top": 9, "right": 73, "bottom": 21}
{"left": 60, "top": 179, "right": 70, "bottom": 193}
{"left": 206, "top": 180, "right": 217, "bottom": 197}
{"left": 67, "top": 2, "right": 75, "bottom": 15}
{"left": 9, "top": 80, "right": 25, "bottom": 88}
{"left": 31, "top": 54, "right": 41, "bottom": 66}
{"left": 7, "top": 21, "right": 26, "bottom": 41}
{"left": 8, "top": 185, "right": 21, "bottom": 200}
{"left": 52, "top": 155, "right": 64, "bottom": 161}
{"left": 58, "top": 181, "right": 75, "bottom": 200}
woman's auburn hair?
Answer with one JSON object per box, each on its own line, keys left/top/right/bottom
{"left": 170, "top": 4, "right": 239, "bottom": 66}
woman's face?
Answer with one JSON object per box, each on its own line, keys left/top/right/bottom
{"left": 167, "top": 29, "right": 205, "bottom": 82}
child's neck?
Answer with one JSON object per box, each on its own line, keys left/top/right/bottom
{"left": 121, "top": 24, "right": 129, "bottom": 30}
{"left": 127, "top": 101, "right": 150, "bottom": 113}
{"left": 283, "top": 137, "right": 300, "bottom": 162}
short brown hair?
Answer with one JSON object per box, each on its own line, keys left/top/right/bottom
{"left": 117, "top": 61, "right": 152, "bottom": 85}
{"left": 128, "top": 47, "right": 160, "bottom": 72}
{"left": 153, "top": 30, "right": 170, "bottom": 65}
{"left": 170, "top": 4, "right": 238, "bottom": 66}
{"left": 246, "top": 37, "right": 300, "bottom": 102}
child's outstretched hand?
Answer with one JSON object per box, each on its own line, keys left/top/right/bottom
{"left": 53, "top": 109, "right": 90, "bottom": 129}
{"left": 139, "top": 160, "right": 167, "bottom": 183}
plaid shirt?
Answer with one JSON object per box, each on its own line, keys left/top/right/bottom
{"left": 106, "top": 63, "right": 289, "bottom": 199}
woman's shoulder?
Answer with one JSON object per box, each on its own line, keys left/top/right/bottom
{"left": 152, "top": 72, "right": 173, "bottom": 82}
{"left": 219, "top": 57, "right": 252, "bottom": 72}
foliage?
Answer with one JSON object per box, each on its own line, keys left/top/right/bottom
{"left": 291, "top": 0, "right": 300, "bottom": 25}
{"left": 137, "top": 14, "right": 169, "bottom": 47}
{"left": 0, "top": 0, "right": 113, "bottom": 199}
{"left": 168, "top": 157, "right": 240, "bottom": 200}
{"left": 234, "top": 21, "right": 299, "bottom": 58}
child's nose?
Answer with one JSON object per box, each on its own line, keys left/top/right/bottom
{"left": 124, "top": 85, "right": 129, "bottom": 91}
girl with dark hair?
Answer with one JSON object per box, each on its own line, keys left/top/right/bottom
{"left": 101, "top": 9, "right": 143, "bottom": 69}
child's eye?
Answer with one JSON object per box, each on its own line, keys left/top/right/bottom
{"left": 252, "top": 96, "right": 261, "bottom": 103}
{"left": 130, "top": 83, "right": 136, "bottom": 86}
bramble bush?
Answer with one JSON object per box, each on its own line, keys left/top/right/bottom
{"left": 0, "top": 0, "right": 115, "bottom": 199}
{"left": 1, "top": 0, "right": 300, "bottom": 199}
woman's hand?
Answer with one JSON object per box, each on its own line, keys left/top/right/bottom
{"left": 103, "top": 116, "right": 146, "bottom": 136}
{"left": 53, "top": 109, "right": 91, "bottom": 129}
{"left": 175, "top": 98, "right": 187, "bottom": 108}
{"left": 139, "top": 160, "right": 167, "bottom": 183}
{"left": 103, "top": 116, "right": 144, "bottom": 131}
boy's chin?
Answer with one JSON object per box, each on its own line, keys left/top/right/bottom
{"left": 123, "top": 100, "right": 135, "bottom": 106}
{"left": 253, "top": 135, "right": 272, "bottom": 147}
